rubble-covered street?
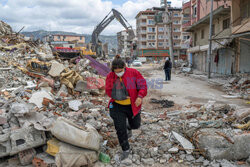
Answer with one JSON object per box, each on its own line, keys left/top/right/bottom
{"left": 0, "top": 20, "right": 250, "bottom": 167}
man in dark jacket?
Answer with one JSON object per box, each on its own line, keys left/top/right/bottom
{"left": 164, "top": 57, "right": 172, "bottom": 81}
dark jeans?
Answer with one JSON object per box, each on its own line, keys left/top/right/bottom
{"left": 164, "top": 68, "right": 171, "bottom": 80}
{"left": 109, "top": 102, "right": 141, "bottom": 151}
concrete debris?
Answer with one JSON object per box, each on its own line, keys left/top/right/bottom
{"left": 172, "top": 131, "right": 194, "bottom": 154}
{"left": 18, "top": 148, "right": 36, "bottom": 165}
{"left": 48, "top": 61, "right": 65, "bottom": 77}
{"left": 29, "top": 90, "right": 53, "bottom": 108}
{"left": 68, "top": 100, "right": 82, "bottom": 111}
{"left": 168, "top": 147, "right": 179, "bottom": 153}
{"left": 194, "top": 128, "right": 250, "bottom": 160}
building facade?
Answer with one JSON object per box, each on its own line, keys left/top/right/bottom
{"left": 231, "top": 0, "right": 250, "bottom": 73}
{"left": 186, "top": 0, "right": 234, "bottom": 75}
{"left": 136, "top": 6, "right": 186, "bottom": 61}
{"left": 117, "top": 30, "right": 132, "bottom": 58}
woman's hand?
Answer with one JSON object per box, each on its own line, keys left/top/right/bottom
{"left": 135, "top": 97, "right": 142, "bottom": 107}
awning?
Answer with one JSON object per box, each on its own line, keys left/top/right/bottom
{"left": 187, "top": 38, "right": 232, "bottom": 53}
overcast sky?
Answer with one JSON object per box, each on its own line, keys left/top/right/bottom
{"left": 0, "top": 0, "right": 182, "bottom": 35}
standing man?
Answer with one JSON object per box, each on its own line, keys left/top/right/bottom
{"left": 105, "top": 55, "right": 147, "bottom": 161}
{"left": 164, "top": 57, "right": 172, "bottom": 81}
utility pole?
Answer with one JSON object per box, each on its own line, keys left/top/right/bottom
{"left": 164, "top": 0, "right": 174, "bottom": 67}
{"left": 208, "top": 0, "right": 214, "bottom": 78}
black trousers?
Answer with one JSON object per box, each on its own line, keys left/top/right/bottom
{"left": 164, "top": 68, "right": 171, "bottom": 80}
{"left": 109, "top": 102, "right": 141, "bottom": 151}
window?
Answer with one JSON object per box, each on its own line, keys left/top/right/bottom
{"left": 212, "top": 24, "right": 215, "bottom": 35}
{"left": 201, "top": 29, "right": 204, "bottom": 39}
{"left": 223, "top": 18, "right": 230, "bottom": 30}
{"left": 183, "top": 14, "right": 190, "bottom": 18}
{"left": 158, "top": 35, "right": 164, "bottom": 39}
{"left": 148, "top": 19, "right": 155, "bottom": 25}
{"left": 148, "top": 35, "right": 155, "bottom": 40}
{"left": 148, "top": 42, "right": 155, "bottom": 47}
{"left": 173, "top": 50, "right": 177, "bottom": 53}
{"left": 174, "top": 43, "right": 179, "bottom": 46}
{"left": 80, "top": 37, "right": 82, "bottom": 40}
{"left": 174, "top": 28, "right": 180, "bottom": 32}
{"left": 158, "top": 42, "right": 164, "bottom": 47}
{"left": 173, "top": 20, "right": 179, "bottom": 24}
{"left": 174, "top": 35, "right": 179, "bottom": 39}
{"left": 57, "top": 36, "right": 60, "bottom": 39}
{"left": 148, "top": 27, "right": 155, "bottom": 32}
{"left": 193, "top": 5, "right": 197, "bottom": 17}
{"left": 183, "top": 35, "right": 190, "bottom": 40}
{"left": 240, "top": 0, "right": 250, "bottom": 19}
{"left": 158, "top": 27, "right": 164, "bottom": 32}
{"left": 174, "top": 13, "right": 179, "bottom": 17}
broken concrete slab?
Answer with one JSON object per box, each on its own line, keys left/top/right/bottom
{"left": 18, "top": 148, "right": 36, "bottom": 165}
{"left": 10, "top": 102, "right": 30, "bottom": 116}
{"left": 194, "top": 128, "right": 250, "bottom": 160}
{"left": 68, "top": 100, "right": 82, "bottom": 111}
{"left": 0, "top": 133, "right": 11, "bottom": 157}
{"left": 172, "top": 131, "right": 194, "bottom": 154}
{"left": 233, "top": 108, "right": 250, "bottom": 121}
{"left": 29, "top": 90, "right": 53, "bottom": 108}
{"left": 168, "top": 147, "right": 179, "bottom": 153}
{"left": 74, "top": 80, "right": 88, "bottom": 92}
{"left": 10, "top": 126, "right": 46, "bottom": 155}
{"left": 48, "top": 61, "right": 65, "bottom": 77}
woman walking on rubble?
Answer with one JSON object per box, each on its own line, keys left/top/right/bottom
{"left": 105, "top": 55, "right": 147, "bottom": 161}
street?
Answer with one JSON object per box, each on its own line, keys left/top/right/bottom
{"left": 138, "top": 65, "right": 249, "bottom": 111}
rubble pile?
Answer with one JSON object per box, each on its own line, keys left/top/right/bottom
{"left": 0, "top": 21, "right": 249, "bottom": 167}
{"left": 0, "top": 21, "right": 110, "bottom": 166}
{"left": 223, "top": 76, "right": 250, "bottom": 100}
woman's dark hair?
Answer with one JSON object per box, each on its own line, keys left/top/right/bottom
{"left": 111, "top": 55, "right": 125, "bottom": 71}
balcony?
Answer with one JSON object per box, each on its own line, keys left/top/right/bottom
{"left": 182, "top": 1, "right": 191, "bottom": 10}
{"left": 140, "top": 30, "right": 147, "bottom": 34}
{"left": 140, "top": 38, "right": 147, "bottom": 41}
{"left": 140, "top": 22, "right": 147, "bottom": 26}
{"left": 182, "top": 21, "right": 191, "bottom": 28}
{"left": 191, "top": 17, "right": 196, "bottom": 24}
{"left": 139, "top": 45, "right": 147, "bottom": 49}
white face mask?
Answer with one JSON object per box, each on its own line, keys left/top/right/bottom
{"left": 115, "top": 71, "right": 124, "bottom": 77}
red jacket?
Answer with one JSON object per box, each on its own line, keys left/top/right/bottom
{"left": 105, "top": 67, "right": 147, "bottom": 116}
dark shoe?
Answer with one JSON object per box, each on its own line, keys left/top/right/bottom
{"left": 120, "top": 150, "right": 130, "bottom": 161}
{"left": 127, "top": 129, "right": 132, "bottom": 138}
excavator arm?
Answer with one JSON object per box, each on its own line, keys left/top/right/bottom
{"left": 91, "top": 9, "right": 135, "bottom": 57}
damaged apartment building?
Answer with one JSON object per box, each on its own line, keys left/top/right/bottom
{"left": 186, "top": 0, "right": 250, "bottom": 75}
{"left": 136, "top": 1, "right": 191, "bottom": 61}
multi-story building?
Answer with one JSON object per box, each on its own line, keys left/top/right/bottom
{"left": 180, "top": 0, "right": 192, "bottom": 60}
{"left": 136, "top": 6, "right": 184, "bottom": 61}
{"left": 231, "top": 0, "right": 250, "bottom": 73}
{"left": 43, "top": 34, "right": 85, "bottom": 47}
{"left": 117, "top": 30, "right": 132, "bottom": 58}
{"left": 186, "top": 0, "right": 234, "bottom": 75}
